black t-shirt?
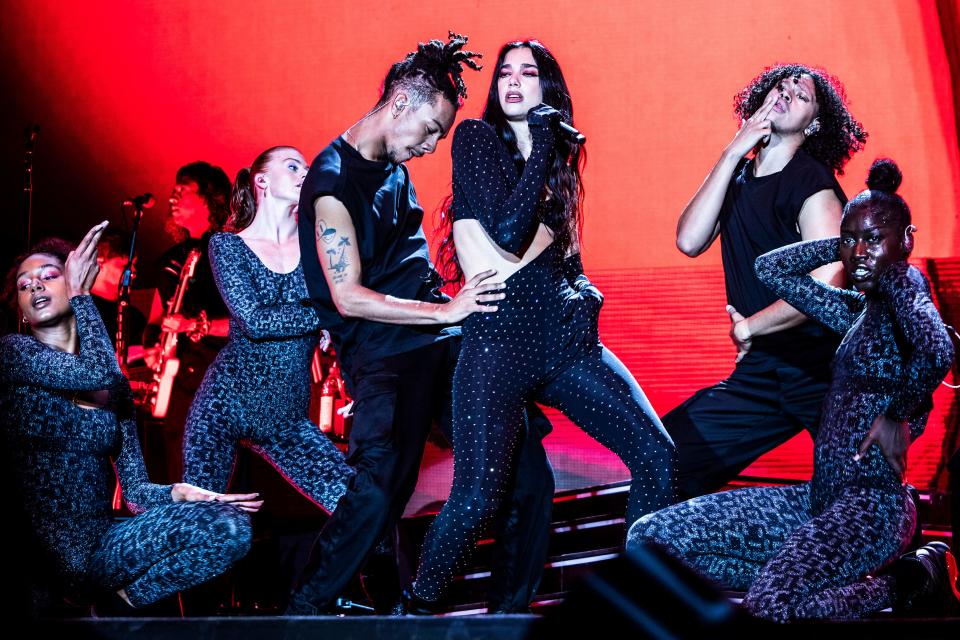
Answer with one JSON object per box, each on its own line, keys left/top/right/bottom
{"left": 298, "top": 137, "right": 450, "bottom": 376}
{"left": 719, "top": 149, "right": 846, "bottom": 364}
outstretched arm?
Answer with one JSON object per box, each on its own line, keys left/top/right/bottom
{"left": 112, "top": 389, "right": 174, "bottom": 512}
{"left": 754, "top": 236, "right": 864, "bottom": 336}
{"left": 315, "top": 196, "right": 504, "bottom": 325}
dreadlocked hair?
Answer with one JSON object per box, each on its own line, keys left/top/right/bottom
{"left": 436, "top": 39, "right": 585, "bottom": 285}
{"left": 734, "top": 63, "right": 867, "bottom": 174}
{"left": 376, "top": 31, "right": 482, "bottom": 109}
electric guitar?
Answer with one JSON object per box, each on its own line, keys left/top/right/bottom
{"left": 148, "top": 248, "right": 201, "bottom": 418}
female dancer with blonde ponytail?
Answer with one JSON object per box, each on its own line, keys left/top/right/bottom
{"left": 182, "top": 146, "right": 352, "bottom": 512}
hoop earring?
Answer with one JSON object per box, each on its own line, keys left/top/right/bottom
{"left": 803, "top": 121, "right": 820, "bottom": 137}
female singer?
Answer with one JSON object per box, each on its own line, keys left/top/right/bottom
{"left": 409, "top": 40, "right": 676, "bottom": 608}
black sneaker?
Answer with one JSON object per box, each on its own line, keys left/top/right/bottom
{"left": 400, "top": 588, "right": 442, "bottom": 616}
{"left": 898, "top": 542, "right": 960, "bottom": 616}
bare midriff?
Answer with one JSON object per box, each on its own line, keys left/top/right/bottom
{"left": 453, "top": 219, "right": 555, "bottom": 282}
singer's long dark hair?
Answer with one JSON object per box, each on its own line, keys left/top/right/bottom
{"left": 436, "top": 39, "right": 585, "bottom": 283}
{"left": 228, "top": 146, "right": 296, "bottom": 232}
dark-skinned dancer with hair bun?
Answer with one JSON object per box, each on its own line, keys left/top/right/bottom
{"left": 631, "top": 160, "right": 958, "bottom": 620}
{"left": 288, "top": 33, "right": 556, "bottom": 615}
{"left": 182, "top": 146, "right": 353, "bottom": 513}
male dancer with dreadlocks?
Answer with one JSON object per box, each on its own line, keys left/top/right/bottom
{"left": 665, "top": 64, "right": 867, "bottom": 498}
{"left": 287, "top": 33, "right": 554, "bottom": 615}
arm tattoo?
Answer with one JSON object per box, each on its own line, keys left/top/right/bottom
{"left": 327, "top": 236, "right": 352, "bottom": 284}
{"left": 317, "top": 219, "right": 337, "bottom": 245}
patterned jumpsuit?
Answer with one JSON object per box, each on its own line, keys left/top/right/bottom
{"left": 183, "top": 232, "right": 352, "bottom": 512}
{"left": 1, "top": 295, "right": 252, "bottom": 611}
{"left": 628, "top": 238, "right": 954, "bottom": 621}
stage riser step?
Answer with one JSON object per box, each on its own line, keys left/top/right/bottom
{"left": 447, "top": 551, "right": 621, "bottom": 605}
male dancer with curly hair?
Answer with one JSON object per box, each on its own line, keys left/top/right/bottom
{"left": 666, "top": 64, "right": 867, "bottom": 498}
{"left": 287, "top": 33, "right": 554, "bottom": 614}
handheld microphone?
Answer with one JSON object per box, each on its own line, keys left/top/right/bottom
{"left": 557, "top": 121, "right": 586, "bottom": 145}
{"left": 531, "top": 104, "right": 586, "bottom": 144}
{"left": 123, "top": 193, "right": 156, "bottom": 209}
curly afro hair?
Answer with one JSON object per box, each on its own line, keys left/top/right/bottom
{"left": 734, "top": 63, "right": 867, "bottom": 174}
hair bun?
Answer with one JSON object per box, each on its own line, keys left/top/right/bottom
{"left": 866, "top": 158, "right": 902, "bottom": 193}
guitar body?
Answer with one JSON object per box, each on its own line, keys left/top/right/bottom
{"left": 150, "top": 356, "right": 180, "bottom": 419}
{"left": 144, "top": 248, "right": 202, "bottom": 419}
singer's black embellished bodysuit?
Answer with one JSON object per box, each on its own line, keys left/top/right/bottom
{"left": 629, "top": 238, "right": 953, "bottom": 621}
{"left": 413, "top": 118, "right": 677, "bottom": 602}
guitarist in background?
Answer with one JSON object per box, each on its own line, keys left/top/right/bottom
{"left": 145, "top": 161, "right": 232, "bottom": 484}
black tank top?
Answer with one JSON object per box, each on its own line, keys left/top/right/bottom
{"left": 719, "top": 149, "right": 846, "bottom": 366}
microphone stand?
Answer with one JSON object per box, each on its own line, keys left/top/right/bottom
{"left": 112, "top": 198, "right": 145, "bottom": 512}
{"left": 20, "top": 125, "right": 39, "bottom": 335}
{"left": 22, "top": 124, "right": 38, "bottom": 252}
{"left": 116, "top": 199, "right": 146, "bottom": 372}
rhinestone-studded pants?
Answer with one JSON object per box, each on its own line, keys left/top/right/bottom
{"left": 413, "top": 247, "right": 676, "bottom": 602}
{"left": 290, "top": 339, "right": 555, "bottom": 612}
{"left": 627, "top": 483, "right": 914, "bottom": 620}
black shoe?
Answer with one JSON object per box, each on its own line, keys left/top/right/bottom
{"left": 400, "top": 588, "right": 442, "bottom": 616}
{"left": 896, "top": 542, "right": 960, "bottom": 616}
{"left": 285, "top": 591, "right": 322, "bottom": 616}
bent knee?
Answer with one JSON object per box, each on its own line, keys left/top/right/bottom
{"left": 626, "top": 511, "right": 675, "bottom": 552}
{"left": 204, "top": 503, "right": 253, "bottom": 560}
{"left": 451, "top": 487, "right": 504, "bottom": 529}
{"left": 742, "top": 590, "right": 793, "bottom": 623}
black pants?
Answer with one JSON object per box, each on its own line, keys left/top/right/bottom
{"left": 662, "top": 352, "right": 832, "bottom": 499}
{"left": 413, "top": 248, "right": 676, "bottom": 602}
{"left": 290, "top": 338, "right": 553, "bottom": 611}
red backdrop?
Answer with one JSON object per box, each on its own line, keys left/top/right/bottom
{"left": 2, "top": 1, "right": 958, "bottom": 504}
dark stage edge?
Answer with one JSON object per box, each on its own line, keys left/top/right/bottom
{"left": 40, "top": 615, "right": 960, "bottom": 640}
{"left": 44, "top": 616, "right": 535, "bottom": 640}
